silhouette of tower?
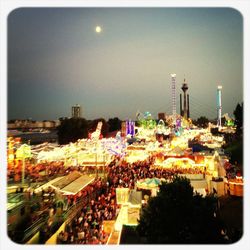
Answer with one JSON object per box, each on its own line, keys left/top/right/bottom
{"left": 180, "top": 78, "right": 190, "bottom": 119}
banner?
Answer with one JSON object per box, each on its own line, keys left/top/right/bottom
{"left": 116, "top": 188, "right": 129, "bottom": 205}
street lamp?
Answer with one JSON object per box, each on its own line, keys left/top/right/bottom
{"left": 16, "top": 144, "right": 32, "bottom": 186}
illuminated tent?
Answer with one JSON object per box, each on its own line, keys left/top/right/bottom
{"left": 136, "top": 178, "right": 163, "bottom": 189}
{"left": 50, "top": 171, "right": 95, "bottom": 195}
{"left": 125, "top": 150, "right": 149, "bottom": 163}
{"left": 34, "top": 137, "right": 124, "bottom": 165}
{"left": 168, "top": 146, "right": 184, "bottom": 155}
{"left": 37, "top": 147, "right": 65, "bottom": 162}
{"left": 153, "top": 157, "right": 196, "bottom": 169}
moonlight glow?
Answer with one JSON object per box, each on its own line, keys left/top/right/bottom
{"left": 95, "top": 26, "right": 102, "bottom": 33}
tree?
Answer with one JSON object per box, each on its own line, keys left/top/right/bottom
{"left": 57, "top": 118, "right": 88, "bottom": 145}
{"left": 193, "top": 116, "right": 209, "bottom": 128}
{"left": 137, "top": 176, "right": 224, "bottom": 244}
{"left": 233, "top": 102, "right": 243, "bottom": 135}
{"left": 224, "top": 139, "right": 243, "bottom": 167}
{"left": 107, "top": 117, "right": 122, "bottom": 132}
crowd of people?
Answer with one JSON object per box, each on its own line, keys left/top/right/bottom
{"left": 152, "top": 166, "right": 205, "bottom": 174}
{"left": 57, "top": 157, "right": 207, "bottom": 244}
{"left": 107, "top": 158, "right": 205, "bottom": 189}
{"left": 8, "top": 153, "right": 226, "bottom": 244}
{"left": 58, "top": 181, "right": 117, "bottom": 244}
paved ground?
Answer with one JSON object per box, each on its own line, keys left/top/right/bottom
{"left": 107, "top": 231, "right": 120, "bottom": 245}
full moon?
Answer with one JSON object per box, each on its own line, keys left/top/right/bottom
{"left": 95, "top": 26, "right": 102, "bottom": 33}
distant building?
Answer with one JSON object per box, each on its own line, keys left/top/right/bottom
{"left": 72, "top": 104, "right": 81, "bottom": 118}
{"left": 7, "top": 119, "right": 60, "bottom": 130}
{"left": 43, "top": 120, "right": 56, "bottom": 128}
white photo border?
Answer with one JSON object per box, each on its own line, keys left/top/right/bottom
{"left": 0, "top": 1, "right": 249, "bottom": 250}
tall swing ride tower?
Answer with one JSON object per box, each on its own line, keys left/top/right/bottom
{"left": 171, "top": 74, "right": 177, "bottom": 125}
{"left": 217, "top": 85, "right": 222, "bottom": 127}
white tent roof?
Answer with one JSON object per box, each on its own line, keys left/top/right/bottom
{"left": 50, "top": 171, "right": 95, "bottom": 195}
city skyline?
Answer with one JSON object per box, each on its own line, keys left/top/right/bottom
{"left": 8, "top": 8, "right": 243, "bottom": 121}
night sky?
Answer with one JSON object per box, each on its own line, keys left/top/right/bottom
{"left": 8, "top": 8, "right": 243, "bottom": 121}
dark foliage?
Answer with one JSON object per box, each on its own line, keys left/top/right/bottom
{"left": 193, "top": 116, "right": 209, "bottom": 128}
{"left": 223, "top": 102, "right": 243, "bottom": 167}
{"left": 137, "top": 176, "right": 224, "bottom": 244}
{"left": 57, "top": 118, "right": 88, "bottom": 145}
{"left": 233, "top": 102, "right": 243, "bottom": 135}
{"left": 107, "top": 117, "right": 122, "bottom": 132}
{"left": 224, "top": 139, "right": 243, "bottom": 166}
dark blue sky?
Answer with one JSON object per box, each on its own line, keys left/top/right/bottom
{"left": 8, "top": 8, "right": 243, "bottom": 121}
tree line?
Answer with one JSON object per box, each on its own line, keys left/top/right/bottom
{"left": 57, "top": 102, "right": 243, "bottom": 145}
{"left": 57, "top": 117, "right": 122, "bottom": 145}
